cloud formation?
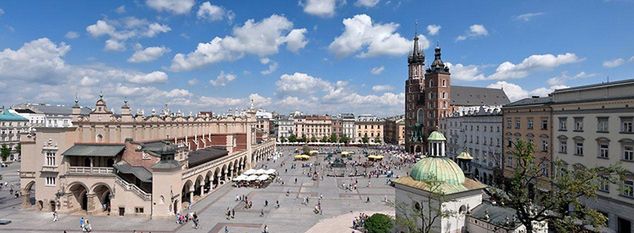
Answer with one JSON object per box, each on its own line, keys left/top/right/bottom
{"left": 514, "top": 12, "right": 544, "bottom": 22}
{"left": 86, "top": 17, "right": 171, "bottom": 51}
{"left": 302, "top": 0, "right": 337, "bottom": 17}
{"left": 427, "top": 24, "right": 441, "bottom": 36}
{"left": 370, "top": 66, "right": 384, "bottom": 75}
{"left": 355, "top": 0, "right": 380, "bottom": 7}
{"left": 456, "top": 24, "right": 488, "bottom": 41}
{"left": 146, "top": 0, "right": 195, "bottom": 15}
{"left": 128, "top": 45, "right": 170, "bottom": 63}
{"left": 329, "top": 14, "right": 423, "bottom": 58}
{"left": 171, "top": 14, "right": 307, "bottom": 71}
{"left": 209, "top": 71, "right": 236, "bottom": 87}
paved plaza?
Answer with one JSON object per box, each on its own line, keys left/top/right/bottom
{"left": 0, "top": 146, "right": 410, "bottom": 233}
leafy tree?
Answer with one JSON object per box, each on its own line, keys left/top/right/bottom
{"left": 365, "top": 213, "right": 394, "bottom": 233}
{"left": 374, "top": 136, "right": 382, "bottom": 144}
{"left": 15, "top": 143, "right": 21, "bottom": 158}
{"left": 310, "top": 136, "right": 317, "bottom": 143}
{"left": 340, "top": 135, "right": 350, "bottom": 145}
{"left": 330, "top": 133, "right": 338, "bottom": 143}
{"left": 302, "top": 145, "right": 311, "bottom": 155}
{"left": 279, "top": 136, "right": 286, "bottom": 143}
{"left": 362, "top": 133, "right": 369, "bottom": 144}
{"left": 392, "top": 176, "right": 456, "bottom": 233}
{"left": 301, "top": 135, "right": 307, "bottom": 143}
{"left": 321, "top": 135, "right": 329, "bottom": 143}
{"left": 0, "top": 144, "right": 10, "bottom": 162}
{"left": 500, "top": 139, "right": 624, "bottom": 233}
{"left": 288, "top": 134, "right": 297, "bottom": 142}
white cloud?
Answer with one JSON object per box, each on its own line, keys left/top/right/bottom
{"left": 514, "top": 12, "right": 544, "bottom": 22}
{"left": 128, "top": 45, "right": 170, "bottom": 63}
{"left": 372, "top": 85, "right": 394, "bottom": 92}
{"left": 80, "top": 76, "right": 99, "bottom": 86}
{"left": 456, "top": 24, "right": 488, "bottom": 41}
{"left": 603, "top": 58, "right": 625, "bottom": 68}
{"left": 278, "top": 96, "right": 311, "bottom": 107}
{"left": 487, "top": 80, "right": 569, "bottom": 102}
{"left": 302, "top": 0, "right": 337, "bottom": 17}
{"left": 187, "top": 79, "right": 198, "bottom": 86}
{"left": 105, "top": 39, "right": 126, "bottom": 51}
{"left": 0, "top": 38, "right": 70, "bottom": 83}
{"left": 165, "top": 89, "right": 192, "bottom": 98}
{"left": 171, "top": 14, "right": 307, "bottom": 71}
{"left": 115, "top": 5, "right": 126, "bottom": 14}
{"left": 65, "top": 31, "right": 80, "bottom": 39}
{"left": 285, "top": 28, "right": 309, "bottom": 52}
{"left": 547, "top": 71, "right": 595, "bottom": 86}
{"left": 199, "top": 96, "right": 244, "bottom": 107}
{"left": 445, "top": 63, "right": 486, "bottom": 81}
{"left": 488, "top": 53, "right": 581, "bottom": 80}
{"left": 197, "top": 2, "right": 226, "bottom": 21}
{"left": 86, "top": 17, "right": 171, "bottom": 51}
{"left": 128, "top": 71, "right": 168, "bottom": 84}
{"left": 329, "top": 14, "right": 421, "bottom": 58}
{"left": 146, "top": 0, "right": 195, "bottom": 15}
{"left": 276, "top": 72, "right": 331, "bottom": 94}
{"left": 261, "top": 61, "right": 278, "bottom": 75}
{"left": 355, "top": 0, "right": 380, "bottom": 7}
{"left": 0, "top": 8, "right": 4, "bottom": 16}
{"left": 249, "top": 93, "right": 272, "bottom": 107}
{"left": 370, "top": 66, "right": 384, "bottom": 75}
{"left": 209, "top": 71, "right": 236, "bottom": 86}
{"left": 426, "top": 24, "right": 441, "bottom": 36}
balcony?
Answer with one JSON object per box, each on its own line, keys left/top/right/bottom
{"left": 67, "top": 166, "right": 114, "bottom": 175}
{"left": 41, "top": 165, "right": 59, "bottom": 173}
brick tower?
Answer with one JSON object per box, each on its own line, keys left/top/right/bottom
{"left": 404, "top": 35, "right": 425, "bottom": 153}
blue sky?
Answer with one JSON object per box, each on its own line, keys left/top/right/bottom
{"left": 0, "top": 0, "right": 633, "bottom": 116}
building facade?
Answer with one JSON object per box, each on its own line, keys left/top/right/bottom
{"left": 551, "top": 79, "right": 634, "bottom": 232}
{"left": 384, "top": 116, "right": 405, "bottom": 145}
{"left": 275, "top": 115, "right": 294, "bottom": 142}
{"left": 0, "top": 108, "right": 29, "bottom": 161}
{"left": 293, "top": 115, "right": 332, "bottom": 141}
{"left": 502, "top": 97, "right": 553, "bottom": 190}
{"left": 341, "top": 113, "right": 356, "bottom": 140}
{"left": 441, "top": 106, "right": 503, "bottom": 185}
{"left": 19, "top": 95, "right": 275, "bottom": 218}
{"left": 355, "top": 114, "right": 384, "bottom": 144}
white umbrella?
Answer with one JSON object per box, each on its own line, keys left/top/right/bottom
{"left": 257, "top": 174, "right": 269, "bottom": 181}
{"left": 246, "top": 175, "right": 259, "bottom": 181}
{"left": 265, "top": 169, "right": 276, "bottom": 174}
{"left": 244, "top": 169, "right": 256, "bottom": 175}
{"left": 255, "top": 169, "right": 267, "bottom": 174}
{"left": 233, "top": 174, "right": 248, "bottom": 181}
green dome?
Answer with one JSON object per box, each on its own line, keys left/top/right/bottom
{"left": 410, "top": 157, "right": 465, "bottom": 185}
{"left": 427, "top": 131, "right": 446, "bottom": 141}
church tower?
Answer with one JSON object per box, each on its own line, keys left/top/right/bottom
{"left": 423, "top": 46, "right": 451, "bottom": 134}
{"left": 404, "top": 35, "right": 426, "bottom": 153}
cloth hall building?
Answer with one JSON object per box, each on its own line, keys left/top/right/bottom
{"left": 19, "top": 95, "right": 275, "bottom": 218}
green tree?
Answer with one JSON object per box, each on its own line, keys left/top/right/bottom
{"left": 301, "top": 135, "right": 307, "bottom": 143}
{"left": 279, "top": 136, "right": 286, "bottom": 143}
{"left": 288, "top": 134, "right": 297, "bottom": 142}
{"left": 302, "top": 145, "right": 311, "bottom": 155}
{"left": 500, "top": 139, "right": 624, "bottom": 233}
{"left": 15, "top": 143, "right": 20, "bottom": 158}
{"left": 374, "top": 136, "right": 382, "bottom": 144}
{"left": 392, "top": 176, "right": 456, "bottom": 233}
{"left": 365, "top": 213, "right": 394, "bottom": 233}
{"left": 340, "top": 135, "right": 350, "bottom": 145}
{"left": 330, "top": 133, "right": 338, "bottom": 143}
{"left": 0, "top": 144, "right": 10, "bottom": 161}
{"left": 310, "top": 136, "right": 317, "bottom": 143}
{"left": 362, "top": 133, "right": 369, "bottom": 144}
{"left": 321, "top": 135, "right": 329, "bottom": 143}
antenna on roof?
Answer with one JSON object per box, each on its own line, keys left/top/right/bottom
{"left": 414, "top": 20, "right": 418, "bottom": 38}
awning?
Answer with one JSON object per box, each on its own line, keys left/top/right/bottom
{"left": 257, "top": 174, "right": 269, "bottom": 181}
{"left": 233, "top": 174, "right": 248, "bottom": 181}
{"left": 309, "top": 150, "right": 319, "bottom": 155}
{"left": 255, "top": 169, "right": 266, "bottom": 174}
{"left": 113, "top": 162, "right": 152, "bottom": 182}
{"left": 246, "top": 175, "right": 259, "bottom": 181}
{"left": 62, "top": 144, "right": 125, "bottom": 157}
{"left": 264, "top": 169, "right": 276, "bottom": 174}
{"left": 244, "top": 169, "right": 257, "bottom": 175}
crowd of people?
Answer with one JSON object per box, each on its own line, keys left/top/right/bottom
{"left": 352, "top": 212, "right": 370, "bottom": 231}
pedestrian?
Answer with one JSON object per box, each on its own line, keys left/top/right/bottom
{"left": 80, "top": 217, "right": 85, "bottom": 229}
{"left": 366, "top": 197, "right": 370, "bottom": 203}
{"left": 225, "top": 225, "right": 229, "bottom": 233}
{"left": 263, "top": 224, "right": 269, "bottom": 233}
{"left": 260, "top": 209, "right": 264, "bottom": 217}
{"left": 231, "top": 209, "right": 235, "bottom": 218}
{"left": 53, "top": 210, "right": 58, "bottom": 222}
{"left": 192, "top": 212, "right": 199, "bottom": 229}
{"left": 264, "top": 200, "right": 268, "bottom": 207}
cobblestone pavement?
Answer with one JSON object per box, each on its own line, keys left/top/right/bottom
{"left": 0, "top": 146, "right": 409, "bottom": 233}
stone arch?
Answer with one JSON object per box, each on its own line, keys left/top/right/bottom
{"left": 220, "top": 164, "right": 227, "bottom": 182}
{"left": 213, "top": 167, "right": 221, "bottom": 188}
{"left": 68, "top": 182, "right": 89, "bottom": 211}
{"left": 242, "top": 156, "right": 248, "bottom": 170}
{"left": 233, "top": 159, "right": 239, "bottom": 176}
{"left": 194, "top": 175, "right": 204, "bottom": 197}
{"left": 91, "top": 183, "right": 112, "bottom": 213}
{"left": 227, "top": 161, "right": 234, "bottom": 179}
{"left": 181, "top": 180, "right": 193, "bottom": 207}
{"left": 22, "top": 180, "right": 36, "bottom": 207}
{"left": 204, "top": 171, "right": 212, "bottom": 193}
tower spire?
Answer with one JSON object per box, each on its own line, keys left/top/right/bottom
{"left": 408, "top": 21, "right": 424, "bottom": 65}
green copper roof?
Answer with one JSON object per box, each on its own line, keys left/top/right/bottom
{"left": 410, "top": 157, "right": 465, "bottom": 185}
{"left": 0, "top": 109, "right": 28, "bottom": 121}
{"left": 427, "top": 131, "right": 446, "bottom": 141}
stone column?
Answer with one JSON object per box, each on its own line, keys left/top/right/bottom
{"left": 21, "top": 190, "right": 31, "bottom": 208}
{"left": 189, "top": 187, "right": 195, "bottom": 205}
{"left": 86, "top": 193, "right": 96, "bottom": 213}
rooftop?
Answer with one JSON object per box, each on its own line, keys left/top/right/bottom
{"left": 451, "top": 86, "right": 510, "bottom": 106}
{"left": 504, "top": 96, "right": 552, "bottom": 107}
{"left": 187, "top": 147, "right": 229, "bottom": 168}
{"left": 62, "top": 144, "right": 125, "bottom": 157}
{"left": 0, "top": 109, "right": 29, "bottom": 121}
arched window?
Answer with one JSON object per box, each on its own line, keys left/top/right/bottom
{"left": 416, "top": 108, "right": 424, "bottom": 124}
{"left": 442, "top": 92, "right": 446, "bottom": 99}
{"left": 96, "top": 134, "right": 103, "bottom": 143}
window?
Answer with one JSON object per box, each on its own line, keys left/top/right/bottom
{"left": 599, "top": 143, "right": 609, "bottom": 159}
{"left": 624, "top": 145, "right": 634, "bottom": 161}
{"left": 527, "top": 118, "right": 534, "bottom": 129}
{"left": 442, "top": 79, "right": 446, "bottom": 87}
{"left": 135, "top": 207, "right": 144, "bottom": 213}
{"left": 515, "top": 119, "right": 521, "bottom": 129}
{"left": 45, "top": 176, "right": 56, "bottom": 186}
{"left": 506, "top": 155, "right": 513, "bottom": 168}
{"left": 574, "top": 117, "right": 584, "bottom": 131}
{"left": 559, "top": 117, "right": 568, "bottom": 131}
{"left": 575, "top": 142, "right": 584, "bottom": 156}
{"left": 559, "top": 140, "right": 568, "bottom": 154}
{"left": 541, "top": 139, "right": 549, "bottom": 152}
{"left": 622, "top": 117, "right": 633, "bottom": 133}
{"left": 506, "top": 118, "right": 512, "bottom": 129}
{"left": 622, "top": 180, "right": 634, "bottom": 198}
{"left": 45, "top": 151, "right": 56, "bottom": 166}
{"left": 541, "top": 118, "right": 548, "bottom": 130}
{"left": 597, "top": 117, "right": 609, "bottom": 132}
{"left": 507, "top": 139, "right": 513, "bottom": 148}
{"left": 541, "top": 163, "right": 549, "bottom": 177}
{"left": 599, "top": 176, "right": 610, "bottom": 193}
